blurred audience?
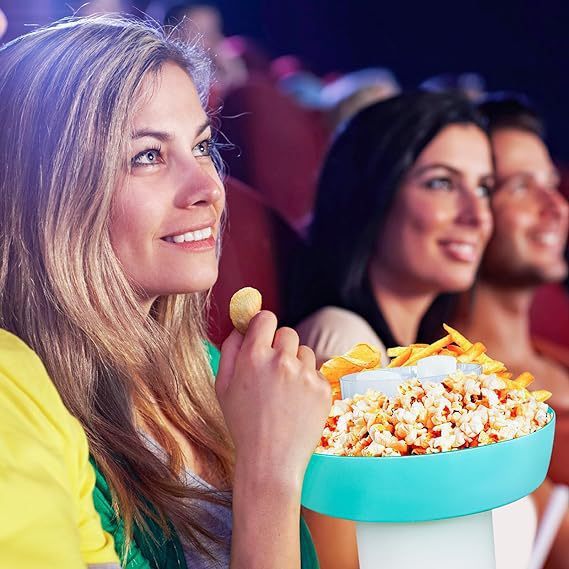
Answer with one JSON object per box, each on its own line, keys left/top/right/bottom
{"left": 456, "top": 95, "right": 569, "bottom": 569}
{"left": 164, "top": 2, "right": 248, "bottom": 99}
{"left": 76, "top": 0, "right": 130, "bottom": 14}
{"left": 274, "top": 64, "right": 400, "bottom": 129}
{"left": 272, "top": 55, "right": 325, "bottom": 109}
{"left": 420, "top": 71, "right": 487, "bottom": 102}
{"left": 0, "top": 8, "right": 7, "bottom": 40}
{"left": 319, "top": 67, "right": 400, "bottom": 131}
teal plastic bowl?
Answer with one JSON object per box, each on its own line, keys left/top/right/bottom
{"left": 301, "top": 410, "right": 555, "bottom": 522}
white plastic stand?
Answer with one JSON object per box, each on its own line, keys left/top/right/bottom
{"left": 356, "top": 511, "right": 496, "bottom": 569}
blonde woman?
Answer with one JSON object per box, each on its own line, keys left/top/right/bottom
{"left": 0, "top": 16, "right": 330, "bottom": 569}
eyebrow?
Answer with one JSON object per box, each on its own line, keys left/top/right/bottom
{"left": 131, "top": 118, "right": 212, "bottom": 141}
{"left": 412, "top": 162, "right": 493, "bottom": 180}
{"left": 496, "top": 168, "right": 561, "bottom": 187}
{"left": 502, "top": 168, "right": 560, "bottom": 180}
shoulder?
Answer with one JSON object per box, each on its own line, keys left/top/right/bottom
{"left": 296, "top": 307, "right": 387, "bottom": 367}
{"left": 533, "top": 335, "right": 569, "bottom": 370}
{"left": 0, "top": 328, "right": 52, "bottom": 385}
{"left": 0, "top": 328, "right": 73, "bottom": 438}
{"left": 0, "top": 329, "right": 120, "bottom": 567}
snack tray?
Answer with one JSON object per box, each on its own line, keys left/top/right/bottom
{"left": 301, "top": 409, "right": 555, "bottom": 522}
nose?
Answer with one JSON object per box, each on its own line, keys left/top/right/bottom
{"left": 536, "top": 185, "right": 569, "bottom": 224}
{"left": 455, "top": 186, "right": 492, "bottom": 229}
{"left": 174, "top": 158, "right": 223, "bottom": 209}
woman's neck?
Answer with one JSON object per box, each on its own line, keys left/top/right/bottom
{"left": 369, "top": 264, "right": 436, "bottom": 346}
{"left": 461, "top": 281, "right": 535, "bottom": 365}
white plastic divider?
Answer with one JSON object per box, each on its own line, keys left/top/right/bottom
{"left": 416, "top": 354, "right": 457, "bottom": 379}
{"left": 340, "top": 368, "right": 409, "bottom": 398}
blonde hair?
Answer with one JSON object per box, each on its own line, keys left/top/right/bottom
{"left": 0, "top": 15, "right": 233, "bottom": 554}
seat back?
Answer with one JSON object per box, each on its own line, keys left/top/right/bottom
{"left": 221, "top": 78, "right": 329, "bottom": 232}
{"left": 209, "top": 177, "right": 301, "bottom": 345}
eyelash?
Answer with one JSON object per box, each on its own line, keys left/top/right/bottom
{"left": 425, "top": 177, "right": 492, "bottom": 198}
{"left": 425, "top": 177, "right": 453, "bottom": 191}
{"left": 131, "top": 136, "right": 218, "bottom": 168}
{"left": 194, "top": 138, "right": 213, "bottom": 157}
{"left": 131, "top": 145, "right": 162, "bottom": 167}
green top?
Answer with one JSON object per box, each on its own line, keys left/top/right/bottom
{"left": 92, "top": 341, "right": 319, "bottom": 569}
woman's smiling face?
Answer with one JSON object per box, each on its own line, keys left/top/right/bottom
{"left": 110, "top": 62, "right": 224, "bottom": 304}
{"left": 373, "top": 124, "right": 494, "bottom": 293}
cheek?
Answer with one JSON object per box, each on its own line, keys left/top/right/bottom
{"left": 492, "top": 204, "right": 532, "bottom": 241}
{"left": 110, "top": 189, "right": 158, "bottom": 263}
{"left": 399, "top": 195, "right": 453, "bottom": 245}
{"left": 379, "top": 195, "right": 451, "bottom": 271}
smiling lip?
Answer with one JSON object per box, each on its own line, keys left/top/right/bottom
{"left": 160, "top": 222, "right": 216, "bottom": 240}
{"left": 528, "top": 228, "right": 566, "bottom": 252}
{"left": 438, "top": 240, "right": 479, "bottom": 263}
{"left": 161, "top": 235, "right": 216, "bottom": 252}
{"left": 159, "top": 223, "right": 217, "bottom": 252}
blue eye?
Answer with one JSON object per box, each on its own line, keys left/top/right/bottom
{"left": 425, "top": 177, "right": 453, "bottom": 191}
{"left": 193, "top": 138, "right": 213, "bottom": 157}
{"left": 132, "top": 148, "right": 162, "bottom": 166}
{"left": 512, "top": 181, "right": 529, "bottom": 193}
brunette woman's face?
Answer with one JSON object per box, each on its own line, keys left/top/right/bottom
{"left": 373, "top": 124, "right": 494, "bottom": 293}
{"left": 110, "top": 62, "right": 224, "bottom": 303}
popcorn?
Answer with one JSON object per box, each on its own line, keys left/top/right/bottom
{"left": 316, "top": 371, "right": 551, "bottom": 457}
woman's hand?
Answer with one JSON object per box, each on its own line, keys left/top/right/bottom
{"left": 216, "top": 310, "right": 332, "bottom": 490}
{"left": 216, "top": 311, "right": 331, "bottom": 568}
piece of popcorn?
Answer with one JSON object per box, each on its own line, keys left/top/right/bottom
{"left": 481, "top": 374, "right": 506, "bottom": 390}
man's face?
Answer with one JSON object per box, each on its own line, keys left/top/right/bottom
{"left": 482, "top": 128, "right": 568, "bottom": 287}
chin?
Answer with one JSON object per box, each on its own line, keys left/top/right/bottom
{"left": 433, "top": 273, "right": 478, "bottom": 293}
{"left": 536, "top": 262, "right": 569, "bottom": 284}
{"left": 160, "top": 272, "right": 219, "bottom": 296}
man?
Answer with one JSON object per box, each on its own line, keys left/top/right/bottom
{"left": 466, "top": 97, "right": 568, "bottom": 408}
{"left": 461, "top": 95, "right": 569, "bottom": 569}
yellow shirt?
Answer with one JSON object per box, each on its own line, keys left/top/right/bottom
{"left": 0, "top": 329, "right": 119, "bottom": 568}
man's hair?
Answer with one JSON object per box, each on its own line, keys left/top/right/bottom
{"left": 478, "top": 92, "right": 545, "bottom": 139}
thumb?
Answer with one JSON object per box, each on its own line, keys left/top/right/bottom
{"left": 216, "top": 328, "right": 244, "bottom": 397}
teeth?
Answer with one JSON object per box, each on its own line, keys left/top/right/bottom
{"left": 166, "top": 226, "right": 213, "bottom": 243}
{"left": 443, "top": 242, "right": 476, "bottom": 262}
{"left": 534, "top": 232, "right": 560, "bottom": 246}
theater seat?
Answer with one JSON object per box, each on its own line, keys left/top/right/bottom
{"left": 531, "top": 283, "right": 569, "bottom": 351}
{"left": 221, "top": 78, "right": 329, "bottom": 233}
{"left": 209, "top": 177, "right": 301, "bottom": 346}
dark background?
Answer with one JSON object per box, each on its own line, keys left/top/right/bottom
{"left": 3, "top": 1, "right": 568, "bottom": 161}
